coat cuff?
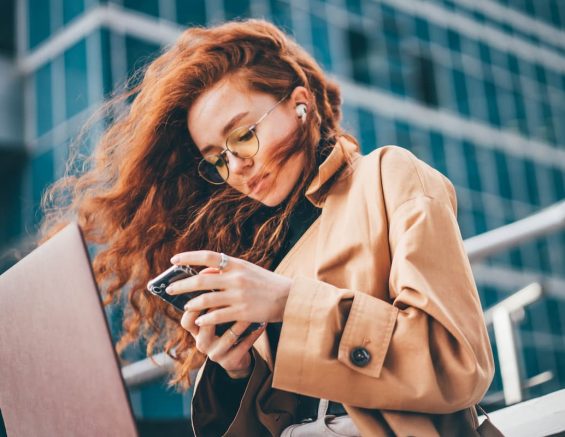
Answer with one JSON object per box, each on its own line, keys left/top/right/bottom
{"left": 338, "top": 290, "right": 398, "bottom": 377}
{"left": 273, "top": 275, "right": 398, "bottom": 394}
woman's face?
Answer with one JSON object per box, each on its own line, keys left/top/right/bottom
{"left": 187, "top": 78, "right": 309, "bottom": 207}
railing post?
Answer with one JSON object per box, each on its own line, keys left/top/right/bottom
{"left": 484, "top": 282, "right": 543, "bottom": 406}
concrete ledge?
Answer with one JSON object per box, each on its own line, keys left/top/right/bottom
{"left": 485, "top": 389, "right": 565, "bottom": 436}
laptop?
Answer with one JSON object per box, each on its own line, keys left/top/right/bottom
{"left": 0, "top": 223, "right": 138, "bottom": 436}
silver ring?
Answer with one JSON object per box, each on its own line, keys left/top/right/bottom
{"left": 218, "top": 252, "right": 229, "bottom": 271}
{"left": 228, "top": 327, "right": 240, "bottom": 339}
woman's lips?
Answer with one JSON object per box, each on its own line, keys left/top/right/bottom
{"left": 250, "top": 174, "right": 269, "bottom": 194}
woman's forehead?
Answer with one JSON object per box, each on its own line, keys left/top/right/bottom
{"left": 190, "top": 81, "right": 250, "bottom": 122}
{"left": 187, "top": 80, "right": 276, "bottom": 149}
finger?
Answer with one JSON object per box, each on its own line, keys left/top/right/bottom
{"left": 194, "top": 322, "right": 216, "bottom": 354}
{"left": 166, "top": 272, "right": 225, "bottom": 295}
{"left": 208, "top": 321, "right": 251, "bottom": 359}
{"left": 195, "top": 306, "right": 240, "bottom": 327}
{"left": 199, "top": 267, "right": 222, "bottom": 275}
{"left": 183, "top": 290, "right": 238, "bottom": 312}
{"left": 224, "top": 323, "right": 267, "bottom": 361}
{"left": 171, "top": 250, "right": 237, "bottom": 269}
{"left": 180, "top": 310, "right": 200, "bottom": 336}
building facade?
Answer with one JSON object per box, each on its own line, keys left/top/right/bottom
{"left": 1, "top": 0, "right": 565, "bottom": 427}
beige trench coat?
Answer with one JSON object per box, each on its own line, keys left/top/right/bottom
{"left": 191, "top": 137, "right": 495, "bottom": 436}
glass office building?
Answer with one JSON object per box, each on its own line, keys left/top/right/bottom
{"left": 1, "top": 0, "right": 565, "bottom": 427}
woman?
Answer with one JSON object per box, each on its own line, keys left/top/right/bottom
{"left": 40, "top": 19, "right": 495, "bottom": 436}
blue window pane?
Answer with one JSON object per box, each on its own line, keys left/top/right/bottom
{"left": 452, "top": 69, "right": 470, "bottom": 117}
{"left": 28, "top": 0, "right": 51, "bottom": 49}
{"left": 510, "top": 81, "right": 529, "bottom": 136}
{"left": 551, "top": 167, "right": 565, "bottom": 201}
{"left": 493, "top": 150, "right": 512, "bottom": 199}
{"left": 535, "top": 238, "right": 552, "bottom": 274}
{"left": 389, "top": 62, "right": 406, "bottom": 96}
{"left": 310, "top": 12, "right": 332, "bottom": 71}
{"left": 100, "top": 29, "right": 113, "bottom": 98}
{"left": 125, "top": 36, "right": 161, "bottom": 88}
{"left": 346, "top": 0, "right": 362, "bottom": 15}
{"left": 357, "top": 108, "right": 376, "bottom": 154}
{"left": 0, "top": 151, "right": 25, "bottom": 245}
{"left": 549, "top": 0, "right": 562, "bottom": 27}
{"left": 381, "top": 4, "right": 397, "bottom": 38}
{"left": 63, "top": 0, "right": 85, "bottom": 24}
{"left": 429, "top": 131, "right": 447, "bottom": 176}
{"left": 65, "top": 38, "right": 89, "bottom": 119}
{"left": 535, "top": 64, "right": 547, "bottom": 85}
{"left": 446, "top": 29, "right": 461, "bottom": 52}
{"left": 124, "top": 0, "right": 159, "bottom": 17}
{"left": 269, "top": 0, "right": 292, "bottom": 33}
{"left": 539, "top": 101, "right": 557, "bottom": 144}
{"left": 346, "top": 29, "right": 371, "bottom": 85}
{"left": 176, "top": 0, "right": 206, "bottom": 26}
{"left": 524, "top": 159, "right": 540, "bottom": 206}
{"left": 32, "top": 148, "right": 55, "bottom": 226}
{"left": 414, "top": 17, "right": 430, "bottom": 41}
{"left": 484, "top": 80, "right": 501, "bottom": 127}
{"left": 394, "top": 120, "right": 411, "bottom": 150}
{"left": 472, "top": 209, "right": 487, "bottom": 235}
{"left": 269, "top": 0, "right": 292, "bottom": 32}
{"left": 478, "top": 42, "right": 491, "bottom": 64}
{"left": 462, "top": 141, "right": 482, "bottom": 192}
{"left": 507, "top": 54, "right": 521, "bottom": 76}
{"left": 223, "top": 0, "right": 251, "bottom": 20}
{"left": 35, "top": 62, "right": 53, "bottom": 137}
{"left": 414, "top": 51, "right": 438, "bottom": 107}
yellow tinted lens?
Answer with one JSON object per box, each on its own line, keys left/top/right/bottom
{"left": 227, "top": 126, "right": 258, "bottom": 158}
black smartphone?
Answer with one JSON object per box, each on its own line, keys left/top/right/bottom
{"left": 147, "top": 265, "right": 261, "bottom": 339}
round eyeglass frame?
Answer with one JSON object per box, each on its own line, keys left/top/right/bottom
{"left": 197, "top": 93, "right": 289, "bottom": 185}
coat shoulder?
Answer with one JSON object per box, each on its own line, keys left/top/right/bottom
{"left": 355, "top": 145, "right": 457, "bottom": 217}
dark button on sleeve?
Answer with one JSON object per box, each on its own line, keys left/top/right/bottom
{"left": 350, "top": 347, "right": 371, "bottom": 367}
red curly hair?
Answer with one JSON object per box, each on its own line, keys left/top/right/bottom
{"left": 39, "top": 18, "right": 357, "bottom": 391}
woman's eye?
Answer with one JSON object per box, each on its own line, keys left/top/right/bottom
{"left": 237, "top": 129, "right": 254, "bottom": 143}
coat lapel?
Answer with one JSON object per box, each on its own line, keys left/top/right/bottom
{"left": 253, "top": 137, "right": 360, "bottom": 370}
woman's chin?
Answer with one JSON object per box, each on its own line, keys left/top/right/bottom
{"left": 253, "top": 190, "right": 283, "bottom": 207}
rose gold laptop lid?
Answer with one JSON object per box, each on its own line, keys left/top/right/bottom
{"left": 0, "top": 223, "right": 138, "bottom": 437}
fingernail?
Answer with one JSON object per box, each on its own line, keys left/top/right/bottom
{"left": 170, "top": 255, "right": 180, "bottom": 264}
{"left": 195, "top": 317, "right": 202, "bottom": 326}
{"left": 165, "top": 286, "right": 173, "bottom": 294}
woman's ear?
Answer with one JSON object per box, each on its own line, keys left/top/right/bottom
{"left": 289, "top": 86, "right": 311, "bottom": 107}
{"left": 289, "top": 86, "right": 311, "bottom": 123}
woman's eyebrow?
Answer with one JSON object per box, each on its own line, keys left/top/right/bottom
{"left": 200, "top": 111, "right": 250, "bottom": 155}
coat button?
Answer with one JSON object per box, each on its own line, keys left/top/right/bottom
{"left": 350, "top": 347, "right": 371, "bottom": 367}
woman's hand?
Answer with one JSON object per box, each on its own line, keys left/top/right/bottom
{"left": 166, "top": 250, "right": 293, "bottom": 327}
{"left": 180, "top": 303, "right": 265, "bottom": 379}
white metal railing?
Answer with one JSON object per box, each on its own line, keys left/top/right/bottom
{"left": 463, "top": 200, "right": 565, "bottom": 261}
{"left": 483, "top": 282, "right": 545, "bottom": 405}
{"left": 122, "top": 199, "right": 565, "bottom": 427}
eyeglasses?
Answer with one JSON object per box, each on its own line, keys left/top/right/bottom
{"left": 197, "top": 94, "right": 289, "bottom": 185}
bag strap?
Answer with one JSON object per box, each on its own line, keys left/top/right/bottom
{"left": 475, "top": 404, "right": 505, "bottom": 437}
{"left": 475, "top": 404, "right": 490, "bottom": 419}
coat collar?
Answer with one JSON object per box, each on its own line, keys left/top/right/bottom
{"left": 305, "top": 136, "right": 360, "bottom": 207}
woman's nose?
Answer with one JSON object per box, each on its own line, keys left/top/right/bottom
{"left": 228, "top": 153, "right": 253, "bottom": 176}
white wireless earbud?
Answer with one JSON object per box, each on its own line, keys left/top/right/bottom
{"left": 295, "top": 103, "right": 307, "bottom": 120}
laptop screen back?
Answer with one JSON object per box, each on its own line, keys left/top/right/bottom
{"left": 0, "top": 223, "right": 138, "bottom": 436}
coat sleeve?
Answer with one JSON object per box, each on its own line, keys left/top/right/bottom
{"left": 191, "top": 348, "right": 298, "bottom": 436}
{"left": 271, "top": 149, "right": 495, "bottom": 414}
